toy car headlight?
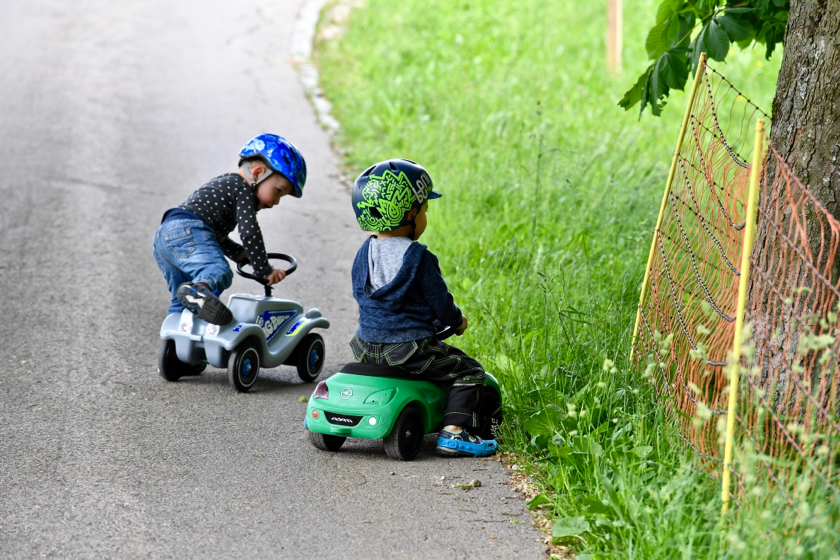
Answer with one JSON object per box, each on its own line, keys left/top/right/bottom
{"left": 313, "top": 381, "right": 329, "bottom": 399}
{"left": 363, "top": 388, "right": 396, "bottom": 405}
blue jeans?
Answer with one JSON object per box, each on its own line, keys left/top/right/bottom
{"left": 152, "top": 219, "right": 233, "bottom": 314}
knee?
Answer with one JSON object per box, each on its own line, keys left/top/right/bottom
{"left": 455, "top": 365, "right": 485, "bottom": 386}
{"left": 195, "top": 263, "right": 233, "bottom": 293}
{"left": 467, "top": 358, "right": 486, "bottom": 383}
{"left": 474, "top": 368, "right": 486, "bottom": 385}
{"left": 219, "top": 266, "right": 234, "bottom": 290}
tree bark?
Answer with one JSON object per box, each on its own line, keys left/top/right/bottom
{"left": 769, "top": 0, "right": 840, "bottom": 221}
{"left": 758, "top": 1, "right": 840, "bottom": 422}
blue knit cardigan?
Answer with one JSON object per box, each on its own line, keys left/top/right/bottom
{"left": 352, "top": 237, "right": 463, "bottom": 343}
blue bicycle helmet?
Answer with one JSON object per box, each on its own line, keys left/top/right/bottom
{"left": 352, "top": 159, "right": 441, "bottom": 232}
{"left": 238, "top": 134, "right": 307, "bottom": 198}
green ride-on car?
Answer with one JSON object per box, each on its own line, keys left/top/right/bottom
{"left": 304, "top": 330, "right": 503, "bottom": 460}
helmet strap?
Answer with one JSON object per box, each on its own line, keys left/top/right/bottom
{"left": 242, "top": 164, "right": 273, "bottom": 189}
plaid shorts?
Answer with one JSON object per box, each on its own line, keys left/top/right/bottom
{"left": 349, "top": 334, "right": 485, "bottom": 428}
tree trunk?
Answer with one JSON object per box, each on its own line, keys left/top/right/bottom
{"left": 769, "top": 0, "right": 840, "bottom": 222}
{"left": 757, "top": 1, "right": 840, "bottom": 427}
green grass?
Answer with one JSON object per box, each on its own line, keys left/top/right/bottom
{"left": 308, "top": 1, "right": 839, "bottom": 557}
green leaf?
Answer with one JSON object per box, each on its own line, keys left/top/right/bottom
{"left": 523, "top": 408, "right": 558, "bottom": 437}
{"left": 528, "top": 493, "right": 552, "bottom": 510}
{"left": 675, "top": 12, "right": 696, "bottom": 49}
{"left": 721, "top": 7, "right": 755, "bottom": 14}
{"left": 705, "top": 20, "right": 730, "bottom": 60}
{"left": 640, "top": 66, "right": 661, "bottom": 117}
{"left": 633, "top": 445, "right": 654, "bottom": 458}
{"left": 716, "top": 14, "right": 754, "bottom": 41}
{"left": 527, "top": 388, "right": 565, "bottom": 405}
{"left": 549, "top": 443, "right": 573, "bottom": 460}
{"left": 645, "top": 21, "right": 671, "bottom": 59}
{"left": 551, "top": 517, "right": 590, "bottom": 542}
{"left": 655, "top": 0, "right": 676, "bottom": 24}
{"left": 760, "top": 24, "right": 784, "bottom": 60}
{"left": 581, "top": 497, "right": 611, "bottom": 515}
{"left": 590, "top": 420, "right": 611, "bottom": 438}
{"left": 656, "top": 51, "right": 689, "bottom": 90}
{"left": 665, "top": 15, "right": 681, "bottom": 43}
{"left": 689, "top": 32, "right": 706, "bottom": 70}
{"left": 618, "top": 68, "right": 649, "bottom": 111}
{"left": 494, "top": 353, "right": 521, "bottom": 376}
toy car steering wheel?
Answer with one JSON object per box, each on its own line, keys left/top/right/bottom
{"left": 236, "top": 253, "right": 298, "bottom": 296}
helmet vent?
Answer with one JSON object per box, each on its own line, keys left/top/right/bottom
{"left": 389, "top": 161, "right": 398, "bottom": 171}
{"left": 369, "top": 208, "right": 383, "bottom": 219}
{"left": 362, "top": 165, "right": 375, "bottom": 177}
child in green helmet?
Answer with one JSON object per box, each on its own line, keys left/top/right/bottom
{"left": 349, "top": 159, "right": 497, "bottom": 458}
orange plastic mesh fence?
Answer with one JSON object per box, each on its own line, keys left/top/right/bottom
{"left": 634, "top": 59, "right": 765, "bottom": 470}
{"left": 739, "top": 135, "right": 840, "bottom": 496}
{"left": 633, "top": 60, "right": 840, "bottom": 500}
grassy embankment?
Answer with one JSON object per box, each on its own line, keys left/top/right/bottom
{"left": 312, "top": 2, "right": 836, "bottom": 557}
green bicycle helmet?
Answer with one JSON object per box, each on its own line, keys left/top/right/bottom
{"left": 352, "top": 159, "right": 441, "bottom": 232}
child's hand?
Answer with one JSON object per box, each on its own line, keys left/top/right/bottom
{"left": 455, "top": 315, "right": 468, "bottom": 336}
{"left": 265, "top": 268, "right": 286, "bottom": 286}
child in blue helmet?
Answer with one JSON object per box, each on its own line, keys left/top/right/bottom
{"left": 349, "top": 159, "right": 497, "bottom": 458}
{"left": 152, "top": 134, "right": 307, "bottom": 325}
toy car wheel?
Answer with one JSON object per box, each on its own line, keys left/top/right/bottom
{"left": 295, "top": 333, "right": 325, "bottom": 383}
{"left": 308, "top": 430, "right": 346, "bottom": 452}
{"left": 228, "top": 343, "right": 260, "bottom": 393}
{"left": 157, "top": 339, "right": 205, "bottom": 381}
{"left": 384, "top": 405, "right": 424, "bottom": 461}
{"left": 477, "top": 388, "right": 503, "bottom": 441}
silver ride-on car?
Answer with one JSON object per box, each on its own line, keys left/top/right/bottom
{"left": 157, "top": 253, "right": 330, "bottom": 392}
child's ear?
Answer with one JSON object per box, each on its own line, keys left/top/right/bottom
{"left": 252, "top": 164, "right": 268, "bottom": 182}
{"left": 406, "top": 207, "right": 419, "bottom": 220}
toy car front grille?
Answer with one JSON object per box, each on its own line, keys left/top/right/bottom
{"left": 324, "top": 411, "right": 363, "bottom": 427}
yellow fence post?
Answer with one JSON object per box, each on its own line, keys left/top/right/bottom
{"left": 721, "top": 118, "right": 764, "bottom": 516}
{"left": 630, "top": 53, "right": 706, "bottom": 361}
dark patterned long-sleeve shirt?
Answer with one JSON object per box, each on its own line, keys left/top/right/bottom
{"left": 178, "top": 173, "right": 273, "bottom": 277}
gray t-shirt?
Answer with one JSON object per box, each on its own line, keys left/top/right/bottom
{"left": 366, "top": 236, "right": 414, "bottom": 294}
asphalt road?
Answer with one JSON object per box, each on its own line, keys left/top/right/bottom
{"left": 0, "top": 1, "right": 544, "bottom": 557}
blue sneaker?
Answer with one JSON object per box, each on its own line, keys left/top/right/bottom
{"left": 176, "top": 283, "right": 233, "bottom": 325}
{"left": 436, "top": 429, "right": 497, "bottom": 458}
